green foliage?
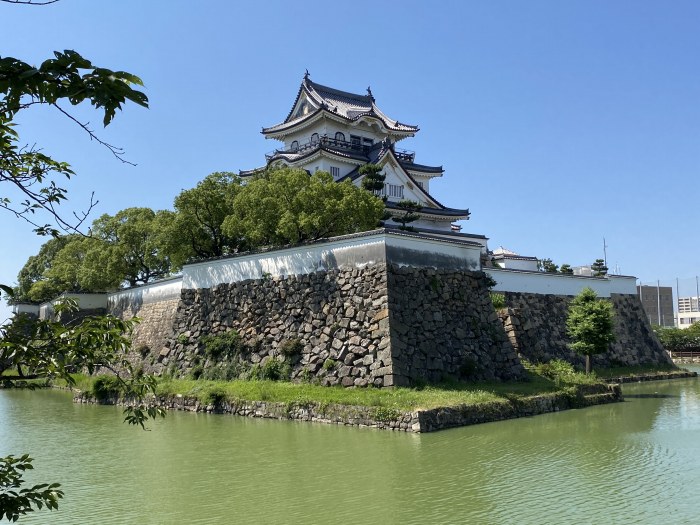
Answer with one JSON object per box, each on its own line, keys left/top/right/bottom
{"left": 566, "top": 287, "right": 615, "bottom": 373}
{"left": 1, "top": 50, "right": 148, "bottom": 236}
{"left": 91, "top": 375, "right": 122, "bottom": 400}
{"left": 538, "top": 258, "right": 558, "bottom": 273}
{"left": 591, "top": 258, "right": 608, "bottom": 277}
{"left": 370, "top": 406, "right": 402, "bottom": 422}
{"left": 490, "top": 292, "right": 506, "bottom": 310}
{"left": 0, "top": 454, "right": 63, "bottom": 522}
{"left": 279, "top": 338, "right": 303, "bottom": 358}
{"left": 359, "top": 163, "right": 386, "bottom": 194}
{"left": 559, "top": 264, "right": 573, "bottom": 275}
{"left": 533, "top": 359, "right": 580, "bottom": 386}
{"left": 249, "top": 359, "right": 291, "bottom": 381}
{"left": 322, "top": 358, "right": 338, "bottom": 370}
{"left": 201, "top": 330, "right": 243, "bottom": 360}
{"left": 165, "top": 172, "right": 243, "bottom": 266}
{"left": 483, "top": 273, "right": 498, "bottom": 289}
{"left": 390, "top": 199, "right": 422, "bottom": 230}
{"left": 203, "top": 387, "right": 227, "bottom": 406}
{"left": 458, "top": 356, "right": 478, "bottom": 378}
{"left": 222, "top": 167, "right": 384, "bottom": 247}
{"left": 653, "top": 324, "right": 700, "bottom": 352}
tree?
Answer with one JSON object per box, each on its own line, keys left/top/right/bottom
{"left": 538, "top": 258, "right": 558, "bottom": 273}
{"left": 1, "top": 50, "right": 148, "bottom": 235}
{"left": 222, "top": 167, "right": 384, "bottom": 247}
{"left": 13, "top": 235, "right": 76, "bottom": 302}
{"left": 390, "top": 200, "right": 422, "bottom": 230}
{"left": 164, "top": 172, "right": 242, "bottom": 267}
{"left": 559, "top": 264, "right": 573, "bottom": 275}
{"left": 566, "top": 287, "right": 615, "bottom": 374}
{"left": 90, "top": 207, "right": 174, "bottom": 286}
{"left": 591, "top": 258, "right": 608, "bottom": 277}
{"left": 359, "top": 163, "right": 386, "bottom": 196}
{"left": 1, "top": 42, "right": 157, "bottom": 520}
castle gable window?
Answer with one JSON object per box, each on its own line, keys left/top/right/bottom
{"left": 290, "top": 140, "right": 299, "bottom": 152}
{"left": 310, "top": 133, "right": 320, "bottom": 145}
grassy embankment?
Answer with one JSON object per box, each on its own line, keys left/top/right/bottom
{"left": 62, "top": 359, "right": 620, "bottom": 412}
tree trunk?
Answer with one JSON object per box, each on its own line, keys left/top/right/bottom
{"left": 585, "top": 354, "right": 591, "bottom": 375}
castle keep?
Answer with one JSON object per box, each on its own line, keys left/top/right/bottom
{"left": 22, "top": 76, "right": 672, "bottom": 384}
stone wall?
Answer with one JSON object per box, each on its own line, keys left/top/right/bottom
{"left": 498, "top": 292, "right": 672, "bottom": 368}
{"left": 163, "top": 264, "right": 393, "bottom": 387}
{"left": 388, "top": 266, "right": 525, "bottom": 383}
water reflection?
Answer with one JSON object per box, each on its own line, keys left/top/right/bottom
{"left": 1, "top": 371, "right": 699, "bottom": 524}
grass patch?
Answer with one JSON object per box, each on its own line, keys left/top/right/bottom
{"left": 593, "top": 363, "right": 681, "bottom": 379}
{"left": 55, "top": 360, "right": 642, "bottom": 413}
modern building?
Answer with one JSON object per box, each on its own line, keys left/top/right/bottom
{"left": 637, "top": 285, "right": 675, "bottom": 327}
{"left": 241, "top": 72, "right": 483, "bottom": 244}
{"left": 677, "top": 296, "right": 700, "bottom": 328}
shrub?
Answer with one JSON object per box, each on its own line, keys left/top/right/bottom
{"left": 490, "top": 292, "right": 506, "bottom": 310}
{"left": 322, "top": 358, "right": 337, "bottom": 370}
{"left": 534, "top": 359, "right": 578, "bottom": 385}
{"left": 203, "top": 387, "right": 226, "bottom": 406}
{"left": 177, "top": 333, "right": 190, "bottom": 345}
{"left": 371, "top": 406, "right": 402, "bottom": 422}
{"left": 459, "top": 356, "right": 478, "bottom": 378}
{"left": 249, "top": 359, "right": 291, "bottom": 381}
{"left": 279, "top": 338, "right": 303, "bottom": 357}
{"left": 201, "top": 330, "right": 244, "bottom": 360}
{"left": 91, "top": 375, "right": 122, "bottom": 400}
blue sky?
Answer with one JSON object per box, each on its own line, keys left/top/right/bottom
{"left": 2, "top": 0, "right": 699, "bottom": 320}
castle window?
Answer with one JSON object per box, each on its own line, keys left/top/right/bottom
{"left": 350, "top": 135, "right": 361, "bottom": 150}
{"left": 310, "top": 133, "right": 320, "bottom": 145}
{"left": 290, "top": 140, "right": 299, "bottom": 152}
{"left": 382, "top": 183, "right": 404, "bottom": 199}
{"left": 330, "top": 166, "right": 340, "bottom": 178}
{"left": 335, "top": 132, "right": 345, "bottom": 143}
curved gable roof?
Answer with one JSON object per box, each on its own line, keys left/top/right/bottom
{"left": 263, "top": 74, "right": 419, "bottom": 136}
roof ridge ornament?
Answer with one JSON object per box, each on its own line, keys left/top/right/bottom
{"left": 366, "top": 85, "right": 375, "bottom": 102}
{"left": 304, "top": 69, "right": 310, "bottom": 80}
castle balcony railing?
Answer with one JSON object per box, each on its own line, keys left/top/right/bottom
{"left": 266, "top": 137, "right": 415, "bottom": 163}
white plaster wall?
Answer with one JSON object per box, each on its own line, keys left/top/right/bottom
{"left": 108, "top": 277, "right": 183, "bottom": 308}
{"left": 182, "top": 231, "right": 483, "bottom": 290}
{"left": 11, "top": 303, "right": 40, "bottom": 316}
{"left": 385, "top": 234, "right": 481, "bottom": 270}
{"left": 486, "top": 268, "right": 637, "bottom": 297}
{"left": 497, "top": 258, "right": 539, "bottom": 272}
{"left": 183, "top": 235, "right": 387, "bottom": 290}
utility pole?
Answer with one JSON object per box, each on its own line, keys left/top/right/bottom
{"left": 603, "top": 237, "right": 608, "bottom": 267}
{"left": 657, "top": 280, "right": 662, "bottom": 326}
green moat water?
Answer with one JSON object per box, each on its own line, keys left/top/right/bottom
{"left": 2, "top": 369, "right": 699, "bottom": 524}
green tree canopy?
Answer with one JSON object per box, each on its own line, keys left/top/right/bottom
{"left": 165, "top": 172, "right": 243, "bottom": 266}
{"left": 390, "top": 200, "right": 422, "bottom": 230}
{"left": 14, "top": 235, "right": 76, "bottom": 302}
{"left": 90, "top": 207, "right": 174, "bottom": 286}
{"left": 566, "top": 287, "right": 615, "bottom": 374}
{"left": 591, "top": 258, "right": 608, "bottom": 277}
{"left": 538, "top": 258, "right": 559, "bottom": 273}
{"left": 559, "top": 264, "right": 573, "bottom": 275}
{"left": 222, "top": 167, "right": 384, "bottom": 247}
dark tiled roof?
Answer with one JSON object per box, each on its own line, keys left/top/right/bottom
{"left": 385, "top": 200, "right": 470, "bottom": 219}
{"left": 400, "top": 161, "right": 444, "bottom": 174}
{"left": 263, "top": 75, "right": 419, "bottom": 135}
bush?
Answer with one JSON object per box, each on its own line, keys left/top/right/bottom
{"left": 203, "top": 387, "right": 226, "bottom": 406}
{"left": 279, "top": 338, "right": 303, "bottom": 357}
{"left": 201, "top": 330, "right": 244, "bottom": 360}
{"left": 459, "top": 356, "right": 478, "bottom": 378}
{"left": 534, "top": 359, "right": 579, "bottom": 385}
{"left": 490, "top": 292, "right": 506, "bottom": 310}
{"left": 249, "top": 359, "right": 291, "bottom": 381}
{"left": 322, "top": 358, "right": 337, "bottom": 370}
{"left": 91, "top": 375, "right": 122, "bottom": 400}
